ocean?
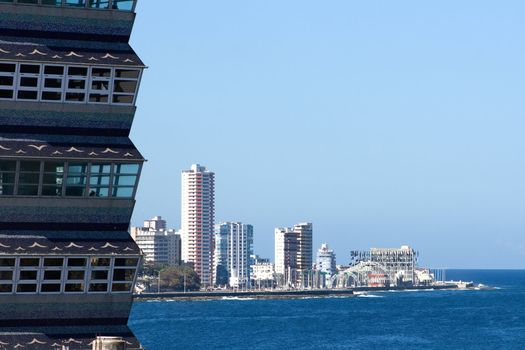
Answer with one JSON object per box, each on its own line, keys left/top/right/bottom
{"left": 129, "top": 270, "right": 525, "bottom": 349}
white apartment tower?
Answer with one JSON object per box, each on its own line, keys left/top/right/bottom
{"left": 213, "top": 222, "right": 254, "bottom": 288}
{"left": 181, "top": 164, "right": 215, "bottom": 286}
{"left": 316, "top": 243, "right": 336, "bottom": 276}
{"left": 274, "top": 223, "right": 313, "bottom": 286}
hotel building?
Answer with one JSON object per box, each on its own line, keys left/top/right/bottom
{"left": 0, "top": 0, "right": 145, "bottom": 347}
{"left": 274, "top": 223, "right": 313, "bottom": 287}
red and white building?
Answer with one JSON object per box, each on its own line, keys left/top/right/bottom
{"left": 181, "top": 164, "right": 215, "bottom": 286}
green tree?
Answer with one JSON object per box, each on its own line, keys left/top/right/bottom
{"left": 159, "top": 265, "right": 200, "bottom": 291}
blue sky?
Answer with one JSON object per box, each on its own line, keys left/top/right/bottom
{"left": 130, "top": 1, "right": 525, "bottom": 268}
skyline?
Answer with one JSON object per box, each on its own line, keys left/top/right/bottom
{"left": 129, "top": 1, "right": 525, "bottom": 269}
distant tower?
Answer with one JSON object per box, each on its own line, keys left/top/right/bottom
{"left": 0, "top": 0, "right": 145, "bottom": 346}
{"left": 274, "top": 223, "right": 313, "bottom": 287}
{"left": 181, "top": 164, "right": 215, "bottom": 286}
{"left": 316, "top": 243, "right": 336, "bottom": 276}
{"left": 213, "top": 222, "right": 254, "bottom": 288}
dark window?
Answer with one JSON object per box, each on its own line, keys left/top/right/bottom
{"left": 44, "top": 258, "right": 63, "bottom": 267}
{"left": 65, "top": 283, "right": 84, "bottom": 292}
{"left": 17, "top": 284, "right": 37, "bottom": 293}
{"left": 20, "top": 258, "right": 39, "bottom": 267}
{"left": 91, "top": 270, "right": 108, "bottom": 280}
{"left": 18, "top": 90, "right": 38, "bottom": 100}
{"left": 41, "top": 91, "right": 62, "bottom": 101}
{"left": 112, "top": 94, "right": 134, "bottom": 104}
{"left": 67, "top": 67, "right": 88, "bottom": 76}
{"left": 0, "top": 76, "right": 13, "bottom": 86}
{"left": 112, "top": 269, "right": 135, "bottom": 282}
{"left": 0, "top": 284, "right": 12, "bottom": 293}
{"left": 0, "top": 63, "right": 16, "bottom": 73}
{"left": 114, "top": 258, "right": 139, "bottom": 267}
{"left": 67, "top": 270, "right": 85, "bottom": 280}
{"left": 20, "top": 65, "right": 40, "bottom": 74}
{"left": 0, "top": 90, "right": 13, "bottom": 99}
{"left": 41, "top": 284, "right": 61, "bottom": 293}
{"left": 91, "top": 257, "right": 110, "bottom": 267}
{"left": 44, "top": 66, "right": 64, "bottom": 75}
{"left": 0, "top": 258, "right": 15, "bottom": 267}
{"left": 43, "top": 270, "right": 62, "bottom": 280}
{"left": 0, "top": 271, "right": 12, "bottom": 280}
{"left": 91, "top": 67, "right": 111, "bottom": 77}
{"left": 67, "top": 258, "right": 86, "bottom": 267}
{"left": 19, "top": 271, "right": 38, "bottom": 280}
{"left": 115, "top": 69, "right": 139, "bottom": 78}
{"left": 111, "top": 283, "right": 132, "bottom": 292}
{"left": 89, "top": 283, "right": 108, "bottom": 292}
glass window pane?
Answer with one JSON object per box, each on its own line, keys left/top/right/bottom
{"left": 17, "top": 185, "right": 38, "bottom": 196}
{"left": 17, "top": 284, "right": 37, "bottom": 293}
{"left": 91, "top": 270, "right": 108, "bottom": 280}
{"left": 0, "top": 258, "right": 15, "bottom": 267}
{"left": 89, "top": 187, "right": 109, "bottom": 197}
{"left": 0, "top": 271, "right": 13, "bottom": 280}
{"left": 19, "top": 270, "right": 37, "bottom": 280}
{"left": 90, "top": 164, "right": 111, "bottom": 174}
{"left": 42, "top": 186, "right": 62, "bottom": 196}
{"left": 115, "top": 164, "right": 140, "bottom": 174}
{"left": 44, "top": 258, "right": 63, "bottom": 267}
{"left": 20, "top": 161, "right": 40, "bottom": 172}
{"left": 65, "top": 186, "right": 85, "bottom": 197}
{"left": 0, "top": 90, "right": 13, "bottom": 99}
{"left": 20, "top": 258, "right": 39, "bottom": 267}
{"left": 112, "top": 187, "right": 134, "bottom": 198}
{"left": 68, "top": 79, "right": 86, "bottom": 90}
{"left": 111, "top": 283, "right": 132, "bottom": 292}
{"left": 44, "top": 78, "right": 62, "bottom": 89}
{"left": 65, "top": 0, "right": 86, "bottom": 6}
{"left": 20, "top": 77, "right": 38, "bottom": 87}
{"left": 65, "top": 92, "right": 86, "bottom": 102}
{"left": 43, "top": 174, "right": 63, "bottom": 185}
{"left": 89, "top": 283, "right": 108, "bottom": 292}
{"left": 91, "top": 80, "right": 109, "bottom": 90}
{"left": 91, "top": 257, "right": 110, "bottom": 267}
{"left": 113, "top": 175, "right": 136, "bottom": 186}
{"left": 67, "top": 270, "right": 85, "bottom": 280}
{"left": 44, "top": 66, "right": 64, "bottom": 75}
{"left": 68, "top": 67, "right": 88, "bottom": 76}
{"left": 67, "top": 176, "right": 86, "bottom": 185}
{"left": 0, "top": 63, "right": 16, "bottom": 73}
{"left": 19, "top": 173, "right": 40, "bottom": 184}
{"left": 112, "top": 0, "right": 134, "bottom": 11}
{"left": 41, "top": 284, "right": 61, "bottom": 293}
{"left": 112, "top": 269, "right": 135, "bottom": 281}
{"left": 91, "top": 176, "right": 110, "bottom": 186}
{"left": 0, "top": 284, "right": 12, "bottom": 293}
{"left": 114, "top": 258, "right": 138, "bottom": 267}
{"left": 112, "top": 95, "right": 134, "bottom": 104}
{"left": 0, "top": 76, "right": 13, "bottom": 86}
{"left": 67, "top": 258, "right": 86, "bottom": 267}
{"left": 17, "top": 90, "right": 38, "bottom": 100}
{"left": 42, "top": 91, "right": 62, "bottom": 101}
{"left": 114, "top": 69, "right": 139, "bottom": 78}
{"left": 89, "top": 94, "right": 109, "bottom": 103}
{"left": 43, "top": 270, "right": 62, "bottom": 280}
{"left": 20, "top": 64, "right": 40, "bottom": 74}
{"left": 91, "top": 67, "right": 111, "bottom": 77}
{"left": 0, "top": 161, "right": 16, "bottom": 172}
{"left": 44, "top": 162, "right": 64, "bottom": 173}
{"left": 65, "top": 283, "right": 84, "bottom": 292}
{"left": 0, "top": 184, "right": 14, "bottom": 195}
{"left": 113, "top": 80, "right": 137, "bottom": 93}
{"left": 68, "top": 164, "right": 87, "bottom": 174}
{"left": 18, "top": 0, "right": 39, "bottom": 3}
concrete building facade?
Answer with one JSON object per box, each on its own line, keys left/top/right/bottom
{"left": 131, "top": 216, "right": 181, "bottom": 266}
{"left": 181, "top": 164, "right": 215, "bottom": 286}
{"left": 274, "top": 223, "right": 313, "bottom": 287}
{"left": 316, "top": 243, "right": 336, "bottom": 276}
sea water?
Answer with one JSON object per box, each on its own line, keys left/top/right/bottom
{"left": 129, "top": 270, "right": 525, "bottom": 349}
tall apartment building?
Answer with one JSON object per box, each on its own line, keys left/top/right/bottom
{"left": 181, "top": 164, "right": 215, "bottom": 286}
{"left": 213, "top": 222, "right": 254, "bottom": 288}
{"left": 0, "top": 0, "right": 145, "bottom": 346}
{"left": 131, "top": 216, "right": 181, "bottom": 266}
{"left": 274, "top": 223, "right": 313, "bottom": 287}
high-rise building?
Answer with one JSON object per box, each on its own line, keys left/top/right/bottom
{"left": 213, "top": 222, "right": 253, "bottom": 288}
{"left": 181, "top": 164, "right": 215, "bottom": 286}
{"left": 131, "top": 216, "right": 181, "bottom": 266}
{"left": 274, "top": 223, "right": 313, "bottom": 287}
{"left": 0, "top": 0, "right": 145, "bottom": 347}
{"left": 316, "top": 243, "right": 336, "bottom": 276}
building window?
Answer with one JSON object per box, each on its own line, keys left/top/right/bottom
{"left": 112, "top": 163, "right": 139, "bottom": 198}
{"left": 17, "top": 64, "right": 41, "bottom": 101}
{"left": 0, "top": 63, "right": 15, "bottom": 100}
{"left": 18, "top": 161, "right": 40, "bottom": 196}
{"left": 65, "top": 163, "right": 87, "bottom": 196}
{"left": 41, "top": 65, "right": 65, "bottom": 102}
{"left": 42, "top": 161, "right": 64, "bottom": 196}
{"left": 112, "top": 69, "right": 139, "bottom": 105}
{"left": 0, "top": 160, "right": 16, "bottom": 195}
{"left": 89, "top": 163, "right": 110, "bottom": 197}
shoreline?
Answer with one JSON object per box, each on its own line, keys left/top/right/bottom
{"left": 133, "top": 284, "right": 461, "bottom": 301}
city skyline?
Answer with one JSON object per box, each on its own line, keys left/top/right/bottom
{"left": 130, "top": 1, "right": 525, "bottom": 269}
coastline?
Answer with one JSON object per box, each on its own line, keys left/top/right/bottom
{"left": 133, "top": 284, "right": 461, "bottom": 301}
